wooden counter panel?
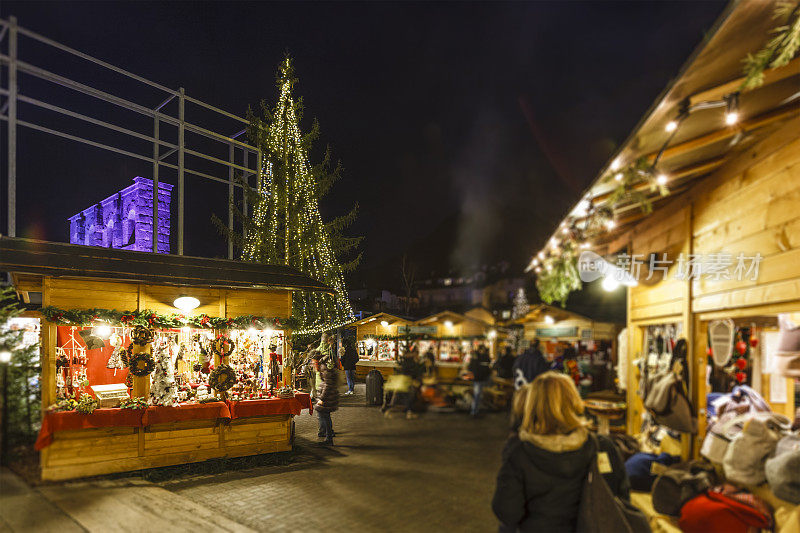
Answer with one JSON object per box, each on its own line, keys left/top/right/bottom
{"left": 40, "top": 416, "right": 294, "bottom": 481}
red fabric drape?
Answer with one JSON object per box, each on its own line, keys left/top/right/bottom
{"left": 35, "top": 408, "right": 144, "bottom": 450}
{"left": 226, "top": 393, "right": 313, "bottom": 419}
{"left": 141, "top": 401, "right": 231, "bottom": 426}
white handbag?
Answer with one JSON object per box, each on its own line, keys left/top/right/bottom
{"left": 701, "top": 411, "right": 790, "bottom": 465}
{"left": 701, "top": 413, "right": 744, "bottom": 464}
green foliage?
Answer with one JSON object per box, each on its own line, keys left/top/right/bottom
{"left": 604, "top": 157, "right": 668, "bottom": 215}
{"left": 741, "top": 1, "right": 800, "bottom": 91}
{"left": 40, "top": 306, "right": 298, "bottom": 330}
{"left": 535, "top": 253, "right": 582, "bottom": 307}
{"left": 0, "top": 286, "right": 40, "bottom": 448}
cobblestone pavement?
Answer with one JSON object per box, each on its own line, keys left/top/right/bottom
{"left": 159, "top": 383, "right": 509, "bottom": 533}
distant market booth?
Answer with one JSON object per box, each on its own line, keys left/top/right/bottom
{"left": 1, "top": 237, "right": 328, "bottom": 481}
{"left": 349, "top": 308, "right": 498, "bottom": 382}
{"left": 515, "top": 304, "right": 621, "bottom": 393}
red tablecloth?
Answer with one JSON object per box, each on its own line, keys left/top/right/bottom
{"left": 141, "top": 401, "right": 231, "bottom": 426}
{"left": 35, "top": 408, "right": 144, "bottom": 450}
{"left": 226, "top": 392, "right": 312, "bottom": 419}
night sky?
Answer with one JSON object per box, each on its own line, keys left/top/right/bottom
{"left": 1, "top": 1, "right": 726, "bottom": 289}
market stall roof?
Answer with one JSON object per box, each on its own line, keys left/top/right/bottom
{"left": 515, "top": 304, "right": 594, "bottom": 325}
{"left": 530, "top": 0, "right": 800, "bottom": 263}
{"left": 349, "top": 312, "right": 414, "bottom": 327}
{"left": 416, "top": 310, "right": 491, "bottom": 327}
{"left": 0, "top": 237, "right": 333, "bottom": 293}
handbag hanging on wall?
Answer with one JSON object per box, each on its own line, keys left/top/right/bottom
{"left": 643, "top": 339, "right": 697, "bottom": 434}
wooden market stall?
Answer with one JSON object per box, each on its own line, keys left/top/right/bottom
{"left": 526, "top": 2, "right": 800, "bottom": 529}
{"left": 350, "top": 312, "right": 415, "bottom": 380}
{"left": 1, "top": 237, "right": 329, "bottom": 481}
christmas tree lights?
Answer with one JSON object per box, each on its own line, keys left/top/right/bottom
{"left": 241, "top": 56, "right": 360, "bottom": 334}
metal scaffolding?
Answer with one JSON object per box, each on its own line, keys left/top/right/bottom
{"left": 0, "top": 16, "right": 260, "bottom": 258}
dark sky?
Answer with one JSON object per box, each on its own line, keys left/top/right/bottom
{"left": 1, "top": 1, "right": 726, "bottom": 287}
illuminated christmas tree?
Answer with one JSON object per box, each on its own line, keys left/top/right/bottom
{"left": 238, "top": 56, "right": 360, "bottom": 334}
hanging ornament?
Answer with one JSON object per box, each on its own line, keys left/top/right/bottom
{"left": 750, "top": 337, "right": 759, "bottom": 348}
{"left": 735, "top": 358, "right": 747, "bottom": 370}
{"left": 735, "top": 371, "right": 747, "bottom": 383}
{"left": 736, "top": 340, "right": 747, "bottom": 356}
{"left": 209, "top": 364, "right": 237, "bottom": 391}
{"left": 707, "top": 347, "right": 713, "bottom": 357}
{"left": 212, "top": 335, "right": 235, "bottom": 358}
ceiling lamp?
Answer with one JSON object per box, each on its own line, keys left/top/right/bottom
{"left": 173, "top": 295, "right": 200, "bottom": 313}
{"left": 544, "top": 315, "right": 555, "bottom": 325}
{"left": 380, "top": 320, "right": 389, "bottom": 328}
{"left": 665, "top": 120, "right": 678, "bottom": 132}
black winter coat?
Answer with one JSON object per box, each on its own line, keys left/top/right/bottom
{"left": 315, "top": 367, "right": 340, "bottom": 413}
{"left": 341, "top": 345, "right": 359, "bottom": 371}
{"left": 492, "top": 432, "right": 629, "bottom": 533}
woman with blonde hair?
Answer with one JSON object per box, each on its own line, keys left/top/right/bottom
{"left": 492, "top": 371, "right": 629, "bottom": 532}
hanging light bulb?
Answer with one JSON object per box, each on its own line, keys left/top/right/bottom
{"left": 534, "top": 266, "right": 542, "bottom": 273}
{"left": 602, "top": 276, "right": 621, "bottom": 292}
{"left": 656, "top": 174, "right": 669, "bottom": 185}
{"left": 725, "top": 92, "right": 739, "bottom": 126}
{"left": 665, "top": 120, "right": 678, "bottom": 133}
{"left": 605, "top": 219, "right": 616, "bottom": 230}
{"left": 614, "top": 172, "right": 623, "bottom": 181}
{"left": 580, "top": 242, "right": 591, "bottom": 249}
{"left": 532, "top": 258, "right": 539, "bottom": 267}
{"left": 610, "top": 158, "right": 622, "bottom": 171}
{"left": 538, "top": 251, "right": 545, "bottom": 260}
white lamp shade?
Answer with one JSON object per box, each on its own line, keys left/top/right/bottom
{"left": 173, "top": 296, "right": 200, "bottom": 313}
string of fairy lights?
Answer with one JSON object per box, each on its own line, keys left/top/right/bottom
{"left": 527, "top": 88, "right": 744, "bottom": 278}
{"left": 243, "top": 57, "right": 355, "bottom": 335}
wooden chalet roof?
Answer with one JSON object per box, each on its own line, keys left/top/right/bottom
{"left": 0, "top": 237, "right": 333, "bottom": 293}
{"left": 532, "top": 0, "right": 800, "bottom": 260}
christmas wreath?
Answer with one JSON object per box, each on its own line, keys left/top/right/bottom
{"left": 132, "top": 325, "right": 154, "bottom": 346}
{"left": 208, "top": 364, "right": 237, "bottom": 391}
{"left": 212, "top": 335, "right": 235, "bottom": 358}
{"left": 128, "top": 352, "right": 155, "bottom": 376}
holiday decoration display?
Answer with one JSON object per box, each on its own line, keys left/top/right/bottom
{"left": 40, "top": 306, "right": 297, "bottom": 331}
{"left": 149, "top": 342, "right": 179, "bottom": 407}
{"left": 106, "top": 333, "right": 125, "bottom": 370}
{"left": 226, "top": 55, "right": 358, "bottom": 335}
{"left": 119, "top": 397, "right": 148, "bottom": 410}
{"left": 511, "top": 287, "right": 530, "bottom": 320}
{"left": 211, "top": 335, "right": 235, "bottom": 358}
{"left": 209, "top": 364, "right": 237, "bottom": 392}
{"left": 128, "top": 351, "right": 155, "bottom": 376}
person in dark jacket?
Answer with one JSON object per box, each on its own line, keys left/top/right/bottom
{"left": 494, "top": 347, "right": 516, "bottom": 380}
{"left": 468, "top": 346, "right": 492, "bottom": 417}
{"left": 492, "top": 371, "right": 629, "bottom": 532}
{"left": 312, "top": 352, "right": 339, "bottom": 446}
{"left": 512, "top": 339, "right": 549, "bottom": 390}
{"left": 341, "top": 338, "right": 359, "bottom": 395}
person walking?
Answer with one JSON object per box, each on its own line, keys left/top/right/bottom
{"left": 492, "top": 372, "right": 629, "bottom": 532}
{"left": 512, "top": 339, "right": 549, "bottom": 390}
{"left": 341, "top": 337, "right": 359, "bottom": 395}
{"left": 311, "top": 352, "right": 339, "bottom": 446}
{"left": 468, "top": 346, "right": 492, "bottom": 417}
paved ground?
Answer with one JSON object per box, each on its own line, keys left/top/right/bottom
{"left": 162, "top": 384, "right": 509, "bottom": 532}
{"left": 0, "top": 383, "right": 510, "bottom": 532}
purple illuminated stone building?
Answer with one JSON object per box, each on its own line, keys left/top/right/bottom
{"left": 68, "top": 177, "right": 173, "bottom": 254}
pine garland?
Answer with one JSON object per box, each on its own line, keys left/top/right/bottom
{"left": 40, "top": 306, "right": 297, "bottom": 331}
{"left": 604, "top": 157, "right": 668, "bottom": 214}
{"left": 741, "top": 1, "right": 800, "bottom": 91}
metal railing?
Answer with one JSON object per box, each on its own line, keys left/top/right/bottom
{"left": 0, "top": 16, "right": 259, "bottom": 258}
